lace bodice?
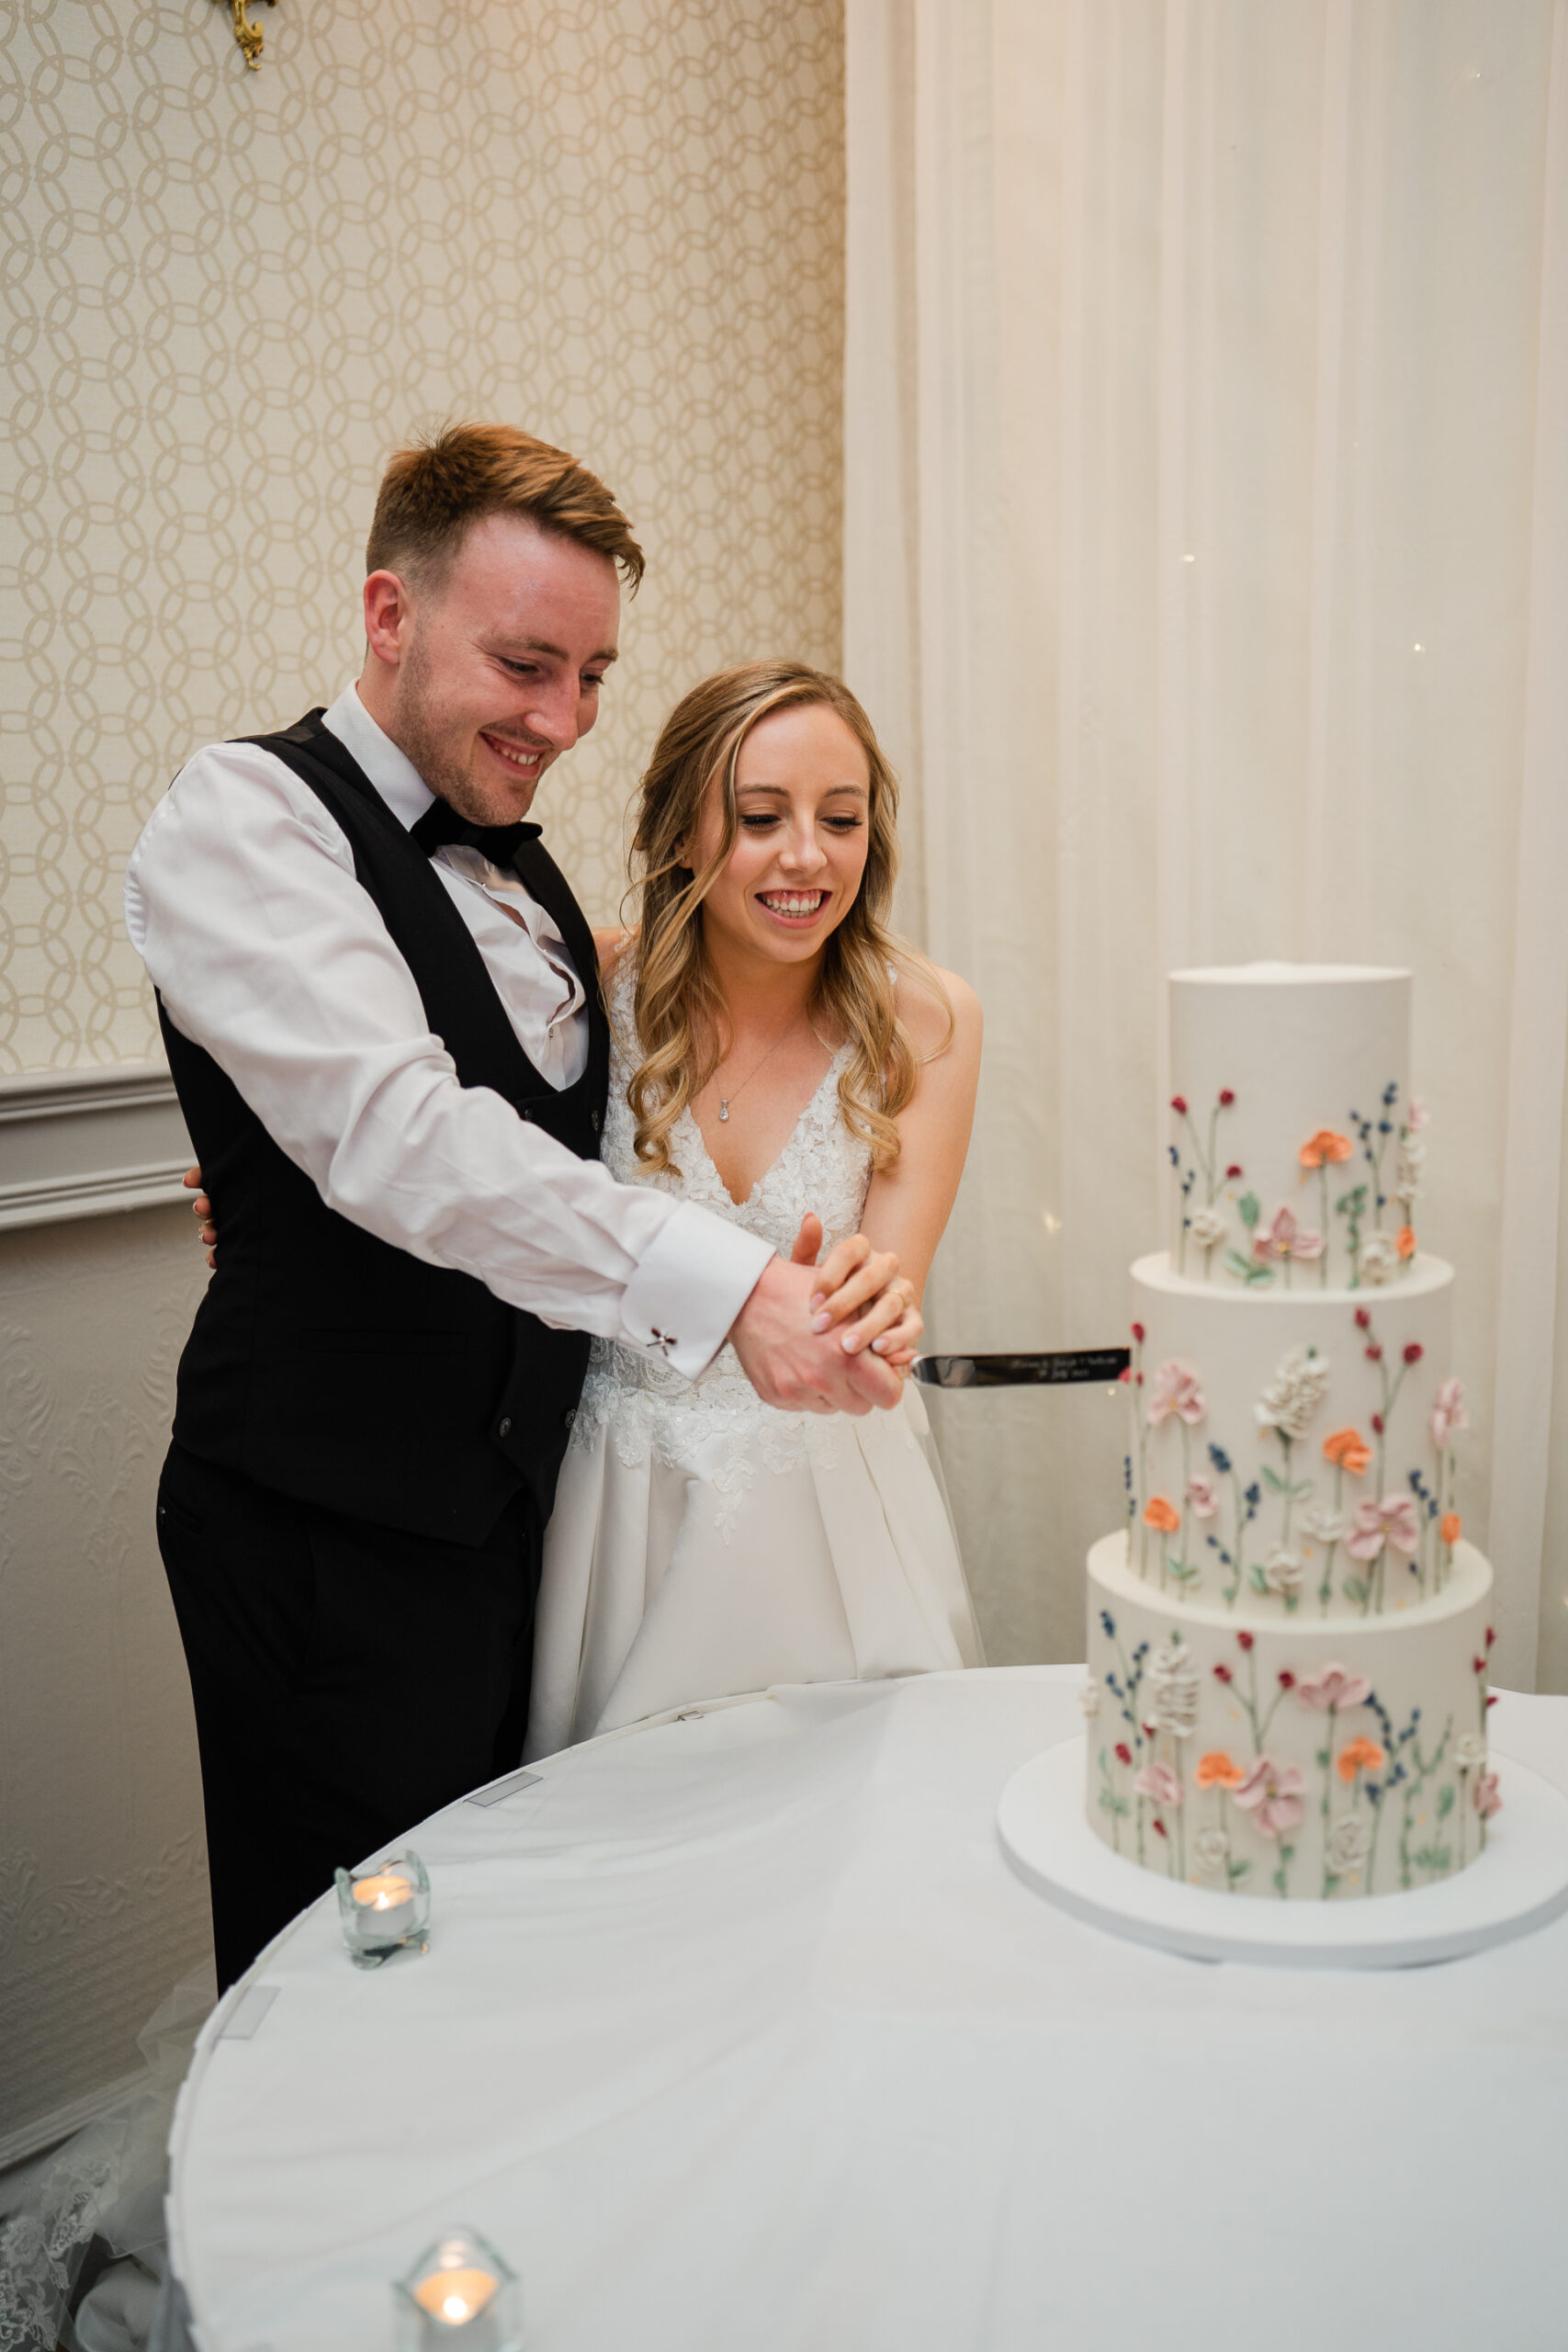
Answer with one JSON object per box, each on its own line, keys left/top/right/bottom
{"left": 571, "top": 956, "right": 882, "bottom": 1523}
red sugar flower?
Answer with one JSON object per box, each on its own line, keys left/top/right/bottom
{"left": 1213, "top": 1663, "right": 1234, "bottom": 1684}
{"left": 1220, "top": 1089, "right": 1235, "bottom": 1106}
{"left": 1152, "top": 1817, "right": 1168, "bottom": 1838}
{"left": 1225, "top": 1163, "right": 1244, "bottom": 1180}
{"left": 1403, "top": 1342, "right": 1424, "bottom": 1365}
{"left": 1115, "top": 1742, "right": 1133, "bottom": 1766}
{"left": 1277, "top": 1670, "right": 1296, "bottom": 1690}
{"left": 1171, "top": 1096, "right": 1188, "bottom": 1115}
{"left": 1485, "top": 1627, "right": 1496, "bottom": 1649}
{"left": 1132, "top": 1322, "right": 1145, "bottom": 1342}
{"left": 1355, "top": 1308, "right": 1371, "bottom": 1330}
{"left": 1365, "top": 1344, "right": 1383, "bottom": 1363}
{"left": 1371, "top": 1413, "right": 1384, "bottom": 1434}
{"left": 1237, "top": 1631, "right": 1255, "bottom": 1652}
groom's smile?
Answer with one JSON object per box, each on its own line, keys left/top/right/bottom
{"left": 360, "top": 510, "right": 623, "bottom": 828}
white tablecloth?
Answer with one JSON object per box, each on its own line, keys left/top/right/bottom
{"left": 167, "top": 1668, "right": 1568, "bottom": 2351}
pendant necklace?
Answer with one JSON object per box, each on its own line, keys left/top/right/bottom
{"left": 716, "top": 1012, "right": 807, "bottom": 1122}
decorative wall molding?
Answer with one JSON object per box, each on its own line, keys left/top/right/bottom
{"left": 0, "top": 1065, "right": 192, "bottom": 1232}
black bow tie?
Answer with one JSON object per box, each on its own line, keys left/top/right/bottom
{"left": 410, "top": 797, "right": 541, "bottom": 865}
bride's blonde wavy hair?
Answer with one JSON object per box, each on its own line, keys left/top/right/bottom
{"left": 624, "top": 661, "right": 950, "bottom": 1177}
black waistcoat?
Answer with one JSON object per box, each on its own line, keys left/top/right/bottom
{"left": 159, "top": 709, "right": 610, "bottom": 1545}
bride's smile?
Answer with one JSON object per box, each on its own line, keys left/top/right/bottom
{"left": 682, "top": 699, "right": 872, "bottom": 968}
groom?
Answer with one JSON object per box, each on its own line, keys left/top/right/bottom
{"left": 127, "top": 424, "right": 904, "bottom": 1987}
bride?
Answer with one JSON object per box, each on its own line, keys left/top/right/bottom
{"left": 525, "top": 660, "right": 984, "bottom": 1756}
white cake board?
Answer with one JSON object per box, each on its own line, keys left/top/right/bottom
{"left": 998, "top": 1737, "right": 1568, "bottom": 1969}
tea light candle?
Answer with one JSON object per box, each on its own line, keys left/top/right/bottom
{"left": 412, "top": 2267, "right": 500, "bottom": 2326}
{"left": 352, "top": 1871, "right": 413, "bottom": 1918}
{"left": 395, "top": 2227, "right": 521, "bottom": 2349}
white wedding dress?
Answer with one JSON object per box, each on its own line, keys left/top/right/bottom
{"left": 525, "top": 958, "right": 984, "bottom": 1758}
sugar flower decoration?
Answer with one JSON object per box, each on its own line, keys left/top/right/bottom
{"left": 1261, "top": 1547, "right": 1303, "bottom": 1599}
{"left": 1322, "top": 1426, "right": 1372, "bottom": 1476}
{"left": 1299, "top": 1129, "right": 1353, "bottom": 1170}
{"left": 1232, "top": 1756, "right": 1307, "bottom": 1838}
{"left": 1430, "top": 1376, "right": 1469, "bottom": 1452}
{"left": 1454, "top": 1733, "right": 1487, "bottom": 1771}
{"left": 1358, "top": 1234, "right": 1399, "bottom": 1284}
{"left": 1143, "top": 1495, "right": 1180, "bottom": 1534}
{"left": 1185, "top": 1473, "right": 1220, "bottom": 1521}
{"left": 1252, "top": 1204, "right": 1325, "bottom": 1270}
{"left": 1301, "top": 1504, "right": 1348, "bottom": 1545}
{"left": 1325, "top": 1815, "right": 1373, "bottom": 1872}
{"left": 1147, "top": 1359, "right": 1207, "bottom": 1427}
{"left": 1345, "top": 1494, "right": 1422, "bottom": 1562}
{"left": 1336, "top": 1736, "right": 1386, "bottom": 1781}
{"left": 1195, "top": 1750, "right": 1245, "bottom": 1791}
{"left": 1078, "top": 1675, "right": 1101, "bottom": 1718}
{"left": 1192, "top": 1826, "right": 1230, "bottom": 1874}
{"left": 1474, "top": 1770, "right": 1503, "bottom": 1819}
{"left": 1254, "top": 1345, "right": 1332, "bottom": 1442}
{"left": 1134, "top": 1761, "right": 1183, "bottom": 1808}
{"left": 1293, "top": 1661, "right": 1372, "bottom": 1713}
{"left": 1148, "top": 1640, "right": 1201, "bottom": 1737}
{"left": 1188, "top": 1206, "right": 1228, "bottom": 1250}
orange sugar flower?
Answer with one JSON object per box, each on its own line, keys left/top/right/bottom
{"left": 1143, "top": 1495, "right": 1181, "bottom": 1534}
{"left": 1396, "top": 1225, "right": 1417, "bottom": 1260}
{"left": 1337, "top": 1736, "right": 1387, "bottom": 1782}
{"left": 1322, "top": 1427, "right": 1372, "bottom": 1476}
{"left": 1196, "top": 1750, "right": 1245, "bottom": 1791}
{"left": 1300, "top": 1129, "right": 1354, "bottom": 1170}
{"left": 1441, "top": 1511, "right": 1462, "bottom": 1545}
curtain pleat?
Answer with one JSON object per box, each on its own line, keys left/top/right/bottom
{"left": 845, "top": 0, "right": 1568, "bottom": 1687}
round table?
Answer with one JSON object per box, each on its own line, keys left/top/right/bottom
{"left": 167, "top": 1668, "right": 1568, "bottom": 2351}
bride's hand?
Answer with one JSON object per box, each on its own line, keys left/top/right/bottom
{"left": 794, "top": 1217, "right": 919, "bottom": 1363}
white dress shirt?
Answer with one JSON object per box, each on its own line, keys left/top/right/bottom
{"left": 124, "top": 684, "right": 773, "bottom": 1381}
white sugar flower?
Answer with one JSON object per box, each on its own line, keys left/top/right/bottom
{"left": 1078, "top": 1675, "right": 1101, "bottom": 1718}
{"left": 1454, "top": 1733, "right": 1487, "bottom": 1771}
{"left": 1148, "top": 1639, "right": 1201, "bottom": 1737}
{"left": 1359, "top": 1234, "right": 1399, "bottom": 1285}
{"left": 1254, "top": 1345, "right": 1332, "bottom": 1442}
{"left": 1393, "top": 1136, "right": 1427, "bottom": 1206}
{"left": 1301, "top": 1505, "right": 1347, "bottom": 1546}
{"left": 1261, "top": 1546, "right": 1304, "bottom": 1599}
{"left": 1325, "top": 1815, "right": 1372, "bottom": 1873}
{"left": 1189, "top": 1206, "right": 1228, "bottom": 1250}
{"left": 1193, "top": 1826, "right": 1230, "bottom": 1875}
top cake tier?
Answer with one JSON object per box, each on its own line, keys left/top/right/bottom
{"left": 1168, "top": 964, "right": 1423, "bottom": 1293}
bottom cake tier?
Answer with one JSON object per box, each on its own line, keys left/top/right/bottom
{"left": 1082, "top": 1532, "right": 1497, "bottom": 1900}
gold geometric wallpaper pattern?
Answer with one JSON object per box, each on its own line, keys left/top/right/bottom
{"left": 1, "top": 0, "right": 845, "bottom": 1071}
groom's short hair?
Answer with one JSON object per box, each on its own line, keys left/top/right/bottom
{"left": 367, "top": 423, "right": 645, "bottom": 594}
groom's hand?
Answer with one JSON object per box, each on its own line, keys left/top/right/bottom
{"left": 729, "top": 1252, "right": 903, "bottom": 1416}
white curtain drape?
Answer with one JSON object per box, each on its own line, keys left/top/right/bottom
{"left": 845, "top": 0, "right": 1568, "bottom": 1690}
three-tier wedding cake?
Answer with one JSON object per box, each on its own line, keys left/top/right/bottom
{"left": 1082, "top": 966, "right": 1499, "bottom": 1901}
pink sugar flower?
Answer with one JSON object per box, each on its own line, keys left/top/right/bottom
{"left": 1251, "top": 1205, "right": 1325, "bottom": 1268}
{"left": 1292, "top": 1662, "right": 1373, "bottom": 1713}
{"left": 1474, "top": 1770, "right": 1503, "bottom": 1820}
{"left": 1147, "top": 1360, "right": 1207, "bottom": 1428}
{"left": 1232, "top": 1756, "right": 1307, "bottom": 1838}
{"left": 1186, "top": 1473, "right": 1220, "bottom": 1521}
{"left": 1430, "top": 1376, "right": 1469, "bottom": 1453}
{"left": 1134, "top": 1761, "right": 1184, "bottom": 1809}
{"left": 1345, "top": 1495, "right": 1422, "bottom": 1563}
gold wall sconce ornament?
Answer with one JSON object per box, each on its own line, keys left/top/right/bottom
{"left": 215, "top": 0, "right": 276, "bottom": 71}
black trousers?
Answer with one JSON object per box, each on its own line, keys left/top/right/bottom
{"left": 156, "top": 1441, "right": 541, "bottom": 1991}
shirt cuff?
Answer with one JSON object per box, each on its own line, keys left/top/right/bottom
{"left": 616, "top": 1201, "right": 775, "bottom": 1382}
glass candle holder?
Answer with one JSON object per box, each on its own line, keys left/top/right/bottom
{"left": 334, "top": 1849, "right": 430, "bottom": 1968}
{"left": 394, "top": 2228, "right": 523, "bottom": 2350}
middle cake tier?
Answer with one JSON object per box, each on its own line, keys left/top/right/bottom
{"left": 1123, "top": 1252, "right": 1464, "bottom": 1621}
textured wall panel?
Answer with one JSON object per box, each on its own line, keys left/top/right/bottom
{"left": 1, "top": 0, "right": 845, "bottom": 1071}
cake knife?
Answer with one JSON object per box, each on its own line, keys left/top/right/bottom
{"left": 912, "top": 1348, "right": 1131, "bottom": 1388}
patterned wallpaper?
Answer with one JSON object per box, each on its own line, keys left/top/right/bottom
{"left": 2, "top": 0, "right": 845, "bottom": 1072}
{"left": 1, "top": 0, "right": 844, "bottom": 2145}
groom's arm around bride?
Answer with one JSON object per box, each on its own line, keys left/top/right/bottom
{"left": 125, "top": 424, "right": 908, "bottom": 1987}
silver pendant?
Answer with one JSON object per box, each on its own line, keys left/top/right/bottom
{"left": 718, "top": 1099, "right": 730, "bottom": 1122}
